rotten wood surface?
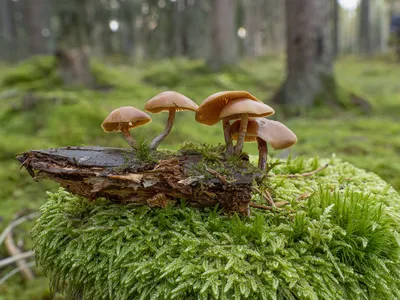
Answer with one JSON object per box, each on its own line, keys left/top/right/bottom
{"left": 16, "top": 146, "right": 259, "bottom": 215}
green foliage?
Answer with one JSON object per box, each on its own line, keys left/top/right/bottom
{"left": 31, "top": 158, "right": 400, "bottom": 300}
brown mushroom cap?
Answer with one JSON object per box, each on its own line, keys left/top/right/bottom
{"left": 219, "top": 98, "right": 275, "bottom": 120}
{"left": 101, "top": 106, "right": 152, "bottom": 132}
{"left": 230, "top": 118, "right": 297, "bottom": 149}
{"left": 195, "top": 90, "right": 261, "bottom": 126}
{"left": 144, "top": 91, "right": 198, "bottom": 114}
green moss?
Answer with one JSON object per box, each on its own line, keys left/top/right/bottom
{"left": 313, "top": 73, "right": 351, "bottom": 110}
{"left": 31, "top": 158, "right": 400, "bottom": 299}
{"left": 1, "top": 56, "right": 57, "bottom": 88}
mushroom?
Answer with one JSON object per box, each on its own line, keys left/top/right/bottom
{"left": 219, "top": 99, "right": 274, "bottom": 155}
{"left": 230, "top": 118, "right": 297, "bottom": 171}
{"left": 145, "top": 91, "right": 198, "bottom": 150}
{"left": 195, "top": 91, "right": 262, "bottom": 155}
{"left": 101, "top": 106, "right": 152, "bottom": 149}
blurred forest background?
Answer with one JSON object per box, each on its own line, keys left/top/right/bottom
{"left": 0, "top": 0, "right": 400, "bottom": 299}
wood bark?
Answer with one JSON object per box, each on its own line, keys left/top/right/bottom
{"left": 273, "top": 0, "right": 336, "bottom": 109}
{"left": 16, "top": 147, "right": 260, "bottom": 216}
{"left": 55, "top": 49, "right": 94, "bottom": 87}
{"left": 359, "top": 0, "right": 372, "bottom": 55}
{"left": 0, "top": 0, "right": 13, "bottom": 61}
{"left": 208, "top": 0, "right": 237, "bottom": 70}
{"left": 244, "top": 0, "right": 259, "bottom": 57}
{"left": 264, "top": 0, "right": 286, "bottom": 54}
{"left": 173, "top": 0, "right": 185, "bottom": 56}
{"left": 53, "top": 1, "right": 94, "bottom": 87}
{"left": 23, "top": 0, "right": 50, "bottom": 55}
{"left": 333, "top": 0, "right": 340, "bottom": 58}
{"left": 244, "top": 0, "right": 273, "bottom": 57}
{"left": 186, "top": 0, "right": 210, "bottom": 59}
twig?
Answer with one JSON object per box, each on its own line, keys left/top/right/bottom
{"left": 249, "top": 202, "right": 273, "bottom": 210}
{"left": 296, "top": 192, "right": 312, "bottom": 202}
{"left": 0, "top": 251, "right": 35, "bottom": 269}
{"left": 0, "top": 261, "right": 36, "bottom": 285}
{"left": 253, "top": 187, "right": 275, "bottom": 206}
{"left": 275, "top": 201, "right": 290, "bottom": 207}
{"left": 271, "top": 164, "right": 329, "bottom": 178}
{"left": 5, "top": 232, "right": 35, "bottom": 281}
{"left": 0, "top": 212, "right": 40, "bottom": 247}
{"left": 263, "top": 189, "right": 275, "bottom": 206}
{"left": 206, "top": 167, "right": 227, "bottom": 184}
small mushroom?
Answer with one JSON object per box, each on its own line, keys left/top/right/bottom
{"left": 195, "top": 91, "right": 261, "bottom": 155}
{"left": 101, "top": 106, "right": 152, "bottom": 149}
{"left": 145, "top": 91, "right": 198, "bottom": 150}
{"left": 219, "top": 99, "right": 274, "bottom": 155}
{"left": 230, "top": 118, "right": 297, "bottom": 171}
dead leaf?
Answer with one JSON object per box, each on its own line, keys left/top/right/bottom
{"left": 296, "top": 192, "right": 312, "bottom": 201}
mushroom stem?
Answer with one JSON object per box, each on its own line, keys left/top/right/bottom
{"left": 150, "top": 108, "right": 176, "bottom": 150}
{"left": 257, "top": 137, "right": 268, "bottom": 171}
{"left": 122, "top": 129, "right": 137, "bottom": 149}
{"left": 234, "top": 114, "right": 249, "bottom": 155}
{"left": 222, "top": 119, "right": 233, "bottom": 155}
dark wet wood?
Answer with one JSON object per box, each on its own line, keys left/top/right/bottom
{"left": 16, "top": 146, "right": 259, "bottom": 215}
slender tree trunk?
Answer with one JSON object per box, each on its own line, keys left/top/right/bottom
{"left": 173, "top": 0, "right": 185, "bottom": 56}
{"left": 208, "top": 0, "right": 237, "bottom": 71}
{"left": 0, "top": 0, "right": 13, "bottom": 60}
{"left": 359, "top": 0, "right": 372, "bottom": 55}
{"left": 264, "top": 0, "right": 286, "bottom": 54}
{"left": 244, "top": 0, "right": 264, "bottom": 57}
{"left": 333, "top": 0, "right": 340, "bottom": 58}
{"left": 273, "top": 0, "right": 336, "bottom": 110}
{"left": 54, "top": 2, "right": 94, "bottom": 87}
{"left": 23, "top": 0, "right": 50, "bottom": 55}
{"left": 120, "top": 1, "right": 136, "bottom": 58}
{"left": 186, "top": 0, "right": 210, "bottom": 59}
{"left": 370, "top": 0, "right": 388, "bottom": 54}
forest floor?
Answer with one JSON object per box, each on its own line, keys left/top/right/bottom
{"left": 0, "top": 54, "right": 399, "bottom": 299}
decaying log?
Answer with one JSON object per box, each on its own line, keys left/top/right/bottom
{"left": 16, "top": 146, "right": 261, "bottom": 215}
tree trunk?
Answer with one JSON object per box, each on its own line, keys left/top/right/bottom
{"left": 16, "top": 147, "right": 260, "bottom": 216}
{"left": 208, "top": 0, "right": 237, "bottom": 71}
{"left": 186, "top": 0, "right": 210, "bottom": 59}
{"left": 0, "top": 0, "right": 13, "bottom": 61}
{"left": 23, "top": 0, "right": 51, "bottom": 55}
{"left": 370, "top": 0, "right": 389, "bottom": 54}
{"left": 55, "top": 49, "right": 94, "bottom": 87}
{"left": 264, "top": 0, "right": 286, "bottom": 54}
{"left": 273, "top": 0, "right": 336, "bottom": 110}
{"left": 54, "top": 2, "right": 94, "bottom": 87}
{"left": 173, "top": 0, "right": 185, "bottom": 56}
{"left": 359, "top": 0, "right": 372, "bottom": 55}
{"left": 333, "top": 0, "right": 340, "bottom": 58}
{"left": 244, "top": 0, "right": 264, "bottom": 57}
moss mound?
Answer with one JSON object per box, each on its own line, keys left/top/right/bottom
{"left": 0, "top": 55, "right": 119, "bottom": 90}
{"left": 32, "top": 157, "right": 400, "bottom": 299}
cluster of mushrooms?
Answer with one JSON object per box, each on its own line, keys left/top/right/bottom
{"left": 101, "top": 90, "right": 297, "bottom": 171}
